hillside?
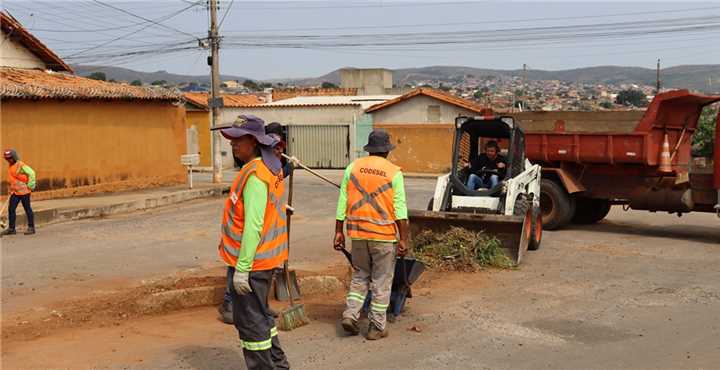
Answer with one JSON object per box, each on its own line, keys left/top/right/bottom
{"left": 72, "top": 64, "right": 720, "bottom": 93}
{"left": 72, "top": 65, "right": 249, "bottom": 85}
{"left": 292, "top": 65, "right": 720, "bottom": 93}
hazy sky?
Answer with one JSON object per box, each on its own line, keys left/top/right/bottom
{"left": 4, "top": 1, "right": 720, "bottom": 79}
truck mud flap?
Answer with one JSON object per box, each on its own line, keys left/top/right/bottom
{"left": 408, "top": 209, "right": 531, "bottom": 265}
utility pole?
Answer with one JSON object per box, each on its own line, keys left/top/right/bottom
{"left": 209, "top": 0, "right": 223, "bottom": 183}
{"left": 656, "top": 58, "right": 661, "bottom": 94}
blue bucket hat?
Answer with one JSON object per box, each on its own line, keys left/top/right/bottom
{"left": 219, "top": 115, "right": 281, "bottom": 174}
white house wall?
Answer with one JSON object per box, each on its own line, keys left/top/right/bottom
{"left": 1, "top": 30, "right": 46, "bottom": 69}
{"left": 371, "top": 95, "right": 479, "bottom": 124}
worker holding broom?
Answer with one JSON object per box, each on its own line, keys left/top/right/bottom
{"left": 334, "top": 129, "right": 409, "bottom": 340}
{"left": 217, "top": 115, "right": 290, "bottom": 370}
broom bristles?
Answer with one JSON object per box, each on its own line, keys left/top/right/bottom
{"left": 278, "top": 304, "right": 309, "bottom": 331}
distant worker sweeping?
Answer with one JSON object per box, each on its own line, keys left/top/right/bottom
{"left": 216, "top": 115, "right": 290, "bottom": 370}
{"left": 334, "top": 129, "right": 409, "bottom": 340}
{"left": 2, "top": 149, "right": 36, "bottom": 236}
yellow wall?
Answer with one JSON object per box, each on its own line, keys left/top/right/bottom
{"left": 185, "top": 110, "right": 211, "bottom": 167}
{"left": 376, "top": 123, "right": 454, "bottom": 174}
{"left": 1, "top": 99, "right": 186, "bottom": 199}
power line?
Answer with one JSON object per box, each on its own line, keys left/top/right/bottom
{"left": 218, "top": 0, "right": 235, "bottom": 29}
{"left": 90, "top": 0, "right": 199, "bottom": 39}
{"left": 223, "top": 5, "right": 720, "bottom": 34}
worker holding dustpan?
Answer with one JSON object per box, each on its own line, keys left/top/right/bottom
{"left": 334, "top": 129, "right": 409, "bottom": 340}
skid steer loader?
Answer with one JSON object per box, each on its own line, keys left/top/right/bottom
{"left": 409, "top": 115, "right": 542, "bottom": 264}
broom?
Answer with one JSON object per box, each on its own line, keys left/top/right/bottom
{"left": 278, "top": 166, "right": 310, "bottom": 331}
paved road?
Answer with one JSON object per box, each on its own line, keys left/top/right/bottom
{"left": 1, "top": 170, "right": 436, "bottom": 314}
{"left": 4, "top": 206, "right": 719, "bottom": 370}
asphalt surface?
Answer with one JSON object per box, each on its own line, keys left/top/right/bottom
{"left": 3, "top": 170, "right": 720, "bottom": 370}
{"left": 1, "top": 170, "right": 435, "bottom": 314}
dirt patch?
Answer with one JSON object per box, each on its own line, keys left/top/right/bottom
{"left": 2, "top": 266, "right": 352, "bottom": 345}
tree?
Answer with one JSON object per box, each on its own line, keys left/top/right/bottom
{"left": 615, "top": 89, "right": 648, "bottom": 107}
{"left": 259, "top": 82, "right": 272, "bottom": 89}
{"left": 321, "top": 82, "right": 338, "bottom": 89}
{"left": 87, "top": 72, "right": 106, "bottom": 81}
{"left": 692, "top": 105, "right": 718, "bottom": 157}
{"left": 438, "top": 83, "right": 451, "bottom": 91}
{"left": 599, "top": 101, "right": 614, "bottom": 109}
{"left": 151, "top": 80, "right": 167, "bottom": 86}
{"left": 473, "top": 90, "right": 483, "bottom": 99}
{"left": 243, "top": 79, "right": 260, "bottom": 91}
{"left": 130, "top": 80, "right": 142, "bottom": 86}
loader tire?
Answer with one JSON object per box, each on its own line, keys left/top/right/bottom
{"left": 528, "top": 206, "right": 542, "bottom": 251}
{"left": 572, "top": 198, "right": 611, "bottom": 224}
{"left": 540, "top": 179, "right": 575, "bottom": 230}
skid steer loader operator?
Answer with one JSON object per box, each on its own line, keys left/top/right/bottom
{"left": 462, "top": 140, "right": 506, "bottom": 190}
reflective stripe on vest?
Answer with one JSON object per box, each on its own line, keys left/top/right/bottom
{"left": 251, "top": 165, "right": 289, "bottom": 271}
{"left": 8, "top": 161, "right": 31, "bottom": 196}
{"left": 218, "top": 159, "right": 289, "bottom": 271}
{"left": 345, "top": 156, "right": 400, "bottom": 241}
{"left": 218, "top": 160, "right": 259, "bottom": 266}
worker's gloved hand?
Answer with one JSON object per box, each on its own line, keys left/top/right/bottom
{"left": 233, "top": 271, "right": 252, "bottom": 295}
{"left": 397, "top": 239, "right": 409, "bottom": 257}
{"left": 288, "top": 156, "right": 301, "bottom": 167}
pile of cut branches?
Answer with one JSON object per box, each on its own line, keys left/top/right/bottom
{"left": 412, "top": 227, "right": 513, "bottom": 271}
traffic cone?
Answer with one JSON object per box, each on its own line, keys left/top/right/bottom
{"left": 658, "top": 133, "right": 672, "bottom": 173}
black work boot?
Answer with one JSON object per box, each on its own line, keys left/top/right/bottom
{"left": 0, "top": 228, "right": 16, "bottom": 237}
{"left": 341, "top": 317, "right": 359, "bottom": 335}
{"left": 366, "top": 323, "right": 388, "bottom": 340}
{"left": 24, "top": 227, "right": 35, "bottom": 235}
{"left": 218, "top": 302, "right": 233, "bottom": 325}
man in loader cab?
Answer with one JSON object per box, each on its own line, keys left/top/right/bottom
{"left": 464, "top": 140, "right": 507, "bottom": 190}
{"left": 334, "top": 129, "right": 409, "bottom": 340}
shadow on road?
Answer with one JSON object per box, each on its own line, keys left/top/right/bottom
{"left": 565, "top": 220, "right": 720, "bottom": 245}
{"left": 174, "top": 345, "right": 244, "bottom": 370}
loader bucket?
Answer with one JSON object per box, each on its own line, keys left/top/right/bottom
{"left": 408, "top": 209, "right": 532, "bottom": 265}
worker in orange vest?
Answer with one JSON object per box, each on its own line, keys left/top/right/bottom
{"left": 2, "top": 149, "right": 36, "bottom": 236}
{"left": 217, "top": 115, "right": 289, "bottom": 370}
{"left": 334, "top": 129, "right": 409, "bottom": 340}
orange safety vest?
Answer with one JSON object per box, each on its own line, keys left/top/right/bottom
{"left": 218, "top": 158, "right": 288, "bottom": 271}
{"left": 345, "top": 156, "right": 400, "bottom": 241}
{"left": 8, "top": 161, "right": 31, "bottom": 196}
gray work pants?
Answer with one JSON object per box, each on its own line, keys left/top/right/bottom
{"left": 342, "top": 239, "right": 396, "bottom": 331}
{"left": 229, "top": 269, "right": 290, "bottom": 370}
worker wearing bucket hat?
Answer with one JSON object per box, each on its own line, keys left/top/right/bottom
{"left": 217, "top": 115, "right": 290, "bottom": 370}
{"left": 334, "top": 129, "right": 409, "bottom": 340}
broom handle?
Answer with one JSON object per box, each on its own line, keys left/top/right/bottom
{"left": 282, "top": 153, "right": 340, "bottom": 189}
{"left": 285, "top": 166, "right": 296, "bottom": 307}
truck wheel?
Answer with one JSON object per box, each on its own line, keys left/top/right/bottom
{"left": 540, "top": 179, "right": 574, "bottom": 230}
{"left": 529, "top": 206, "right": 542, "bottom": 250}
{"left": 572, "top": 198, "right": 611, "bottom": 224}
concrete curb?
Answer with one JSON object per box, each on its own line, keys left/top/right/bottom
{"left": 17, "top": 186, "right": 229, "bottom": 227}
{"left": 134, "top": 275, "right": 343, "bottom": 314}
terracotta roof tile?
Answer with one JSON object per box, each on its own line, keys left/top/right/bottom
{"left": 1, "top": 11, "right": 72, "bottom": 73}
{"left": 183, "top": 92, "right": 263, "bottom": 109}
{"left": 0, "top": 67, "right": 182, "bottom": 101}
{"left": 365, "top": 87, "right": 492, "bottom": 114}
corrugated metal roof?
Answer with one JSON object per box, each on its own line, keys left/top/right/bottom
{"left": 252, "top": 95, "right": 399, "bottom": 109}
{"left": 0, "top": 67, "right": 182, "bottom": 101}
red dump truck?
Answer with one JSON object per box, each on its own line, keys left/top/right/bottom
{"left": 514, "top": 90, "right": 720, "bottom": 229}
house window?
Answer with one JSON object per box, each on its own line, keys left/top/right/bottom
{"left": 427, "top": 105, "right": 441, "bottom": 122}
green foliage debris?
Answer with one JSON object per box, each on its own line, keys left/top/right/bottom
{"left": 412, "top": 227, "right": 514, "bottom": 271}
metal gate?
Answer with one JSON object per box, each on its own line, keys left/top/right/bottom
{"left": 287, "top": 125, "right": 350, "bottom": 169}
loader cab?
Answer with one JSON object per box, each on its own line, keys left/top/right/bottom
{"left": 450, "top": 115, "right": 526, "bottom": 197}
